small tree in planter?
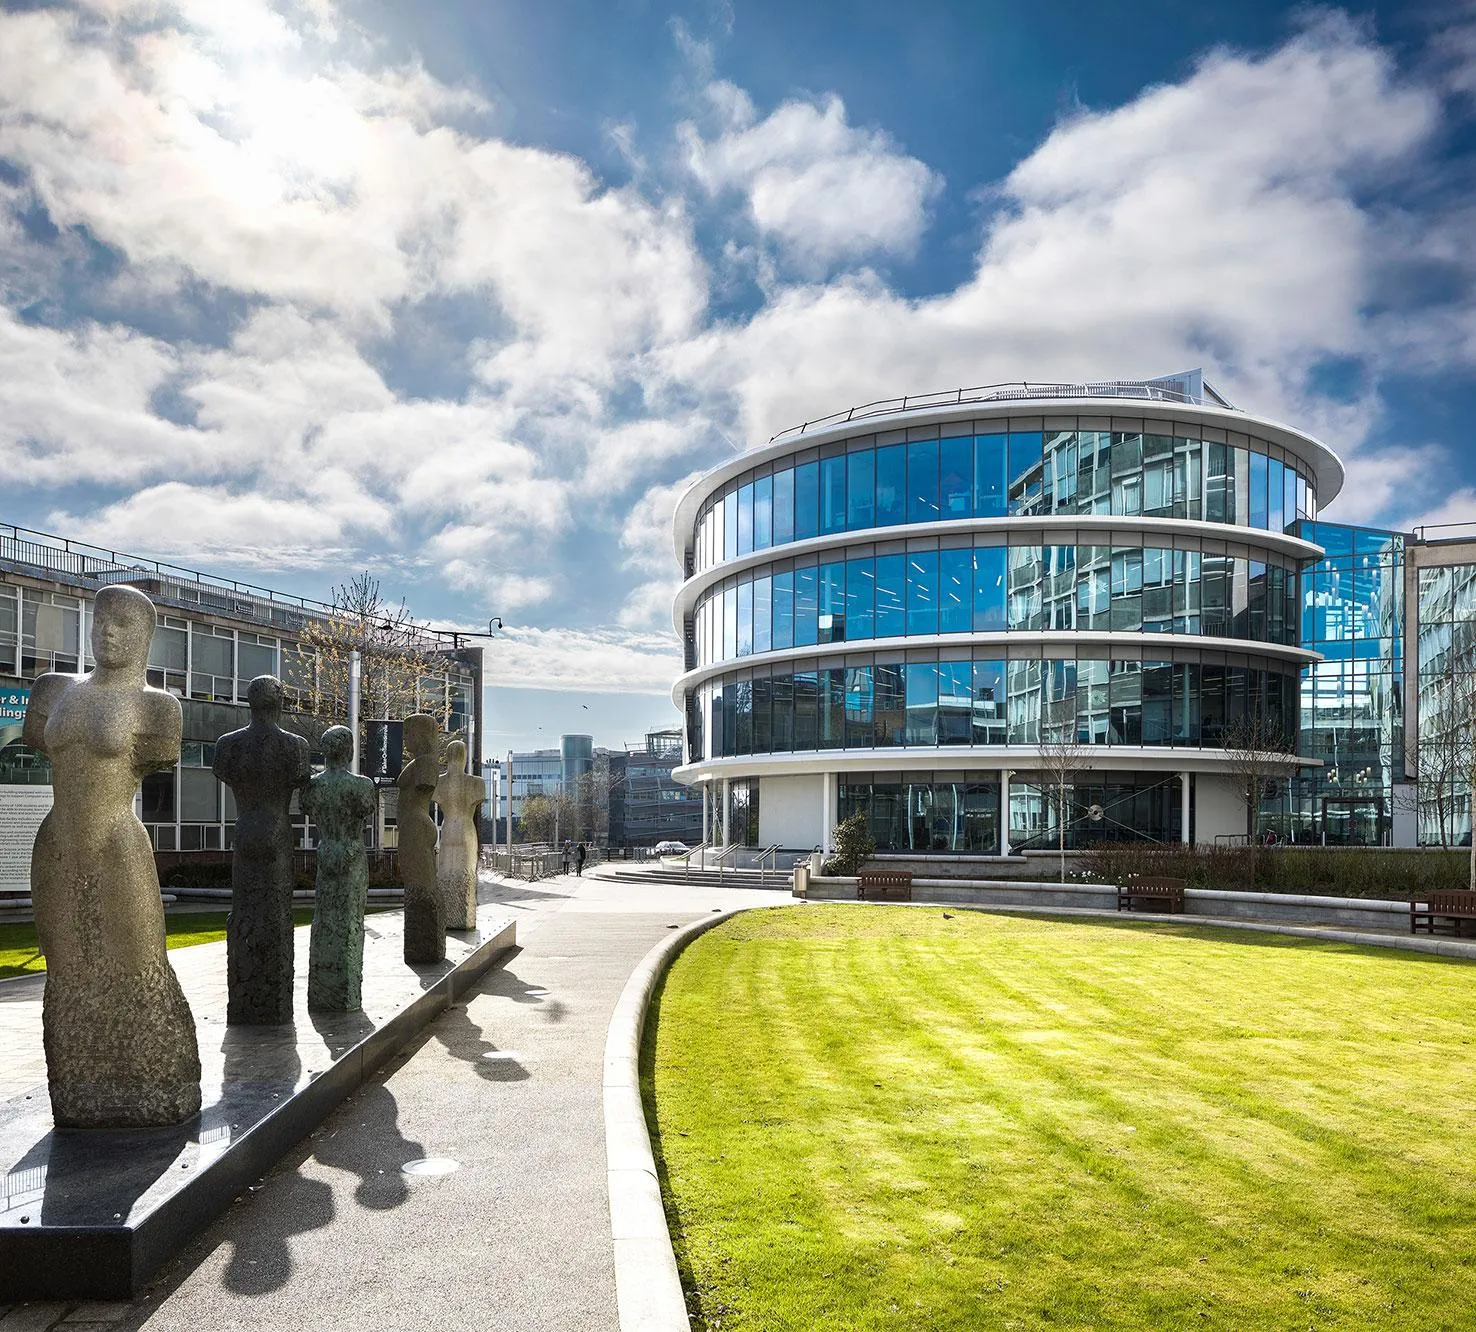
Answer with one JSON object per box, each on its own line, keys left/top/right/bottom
{"left": 824, "top": 812, "right": 876, "bottom": 876}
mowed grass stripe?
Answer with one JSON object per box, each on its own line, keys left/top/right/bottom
{"left": 644, "top": 905, "right": 1476, "bottom": 1330}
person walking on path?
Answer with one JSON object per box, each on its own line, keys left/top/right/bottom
{"left": 575, "top": 842, "right": 587, "bottom": 876}
{"left": 561, "top": 840, "right": 572, "bottom": 876}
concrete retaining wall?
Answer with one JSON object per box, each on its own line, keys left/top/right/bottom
{"left": 806, "top": 876, "right": 1415, "bottom": 933}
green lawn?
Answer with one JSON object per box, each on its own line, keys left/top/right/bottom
{"left": 0, "top": 908, "right": 321, "bottom": 979}
{"left": 645, "top": 905, "right": 1476, "bottom": 1331}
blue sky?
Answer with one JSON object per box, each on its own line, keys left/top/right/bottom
{"left": 2, "top": 0, "right": 1475, "bottom": 756}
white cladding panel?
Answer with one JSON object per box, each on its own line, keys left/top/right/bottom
{"left": 1193, "top": 774, "right": 1245, "bottom": 845}
{"left": 759, "top": 773, "right": 828, "bottom": 850}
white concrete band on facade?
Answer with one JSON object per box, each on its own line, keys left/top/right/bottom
{"left": 670, "top": 631, "right": 1321, "bottom": 707}
{"left": 670, "top": 394, "right": 1347, "bottom": 560}
{"left": 671, "top": 514, "right": 1325, "bottom": 629}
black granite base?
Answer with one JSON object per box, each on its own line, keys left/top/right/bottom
{"left": 0, "top": 915, "right": 516, "bottom": 1299}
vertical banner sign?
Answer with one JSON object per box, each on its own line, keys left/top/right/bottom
{"left": 0, "top": 687, "right": 54, "bottom": 894}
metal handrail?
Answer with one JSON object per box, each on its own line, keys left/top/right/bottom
{"left": 711, "top": 843, "right": 741, "bottom": 878}
{"left": 682, "top": 840, "right": 712, "bottom": 883}
{"left": 756, "top": 843, "right": 781, "bottom": 885}
{"left": 766, "top": 379, "right": 1234, "bottom": 446}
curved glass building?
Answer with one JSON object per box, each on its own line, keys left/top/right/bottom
{"left": 670, "top": 374, "right": 1344, "bottom": 855}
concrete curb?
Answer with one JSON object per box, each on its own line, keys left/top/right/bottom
{"left": 604, "top": 907, "right": 758, "bottom": 1332}
{"left": 829, "top": 897, "right": 1476, "bottom": 960}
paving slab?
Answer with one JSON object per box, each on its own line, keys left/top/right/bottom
{"left": 0, "top": 907, "right": 516, "bottom": 1301}
{"left": 0, "top": 872, "right": 791, "bottom": 1331}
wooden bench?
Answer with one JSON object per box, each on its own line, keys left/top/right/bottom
{"left": 1116, "top": 876, "right": 1186, "bottom": 913}
{"left": 857, "top": 870, "right": 913, "bottom": 902}
{"left": 1410, "top": 891, "right": 1476, "bottom": 936}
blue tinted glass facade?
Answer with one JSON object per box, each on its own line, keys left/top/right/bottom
{"left": 1289, "top": 520, "right": 1403, "bottom": 845}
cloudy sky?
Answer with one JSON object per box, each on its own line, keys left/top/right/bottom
{"left": 2, "top": 0, "right": 1475, "bottom": 757}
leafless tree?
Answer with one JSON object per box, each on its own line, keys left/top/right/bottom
{"left": 284, "top": 572, "right": 458, "bottom": 739}
{"left": 1221, "top": 715, "right": 1299, "bottom": 888}
{"left": 1035, "top": 734, "right": 1093, "bottom": 883}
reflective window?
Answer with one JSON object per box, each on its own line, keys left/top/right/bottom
{"left": 773, "top": 570, "right": 794, "bottom": 650}
{"left": 876, "top": 554, "right": 906, "bottom": 637}
{"left": 906, "top": 551, "right": 938, "bottom": 636}
{"left": 693, "top": 428, "right": 1317, "bottom": 569}
{"left": 847, "top": 450, "right": 875, "bottom": 530}
{"left": 795, "top": 565, "right": 818, "bottom": 646}
{"left": 754, "top": 575, "right": 772, "bottom": 654}
{"left": 847, "top": 558, "right": 875, "bottom": 641}
{"left": 773, "top": 469, "right": 794, "bottom": 545}
{"left": 974, "top": 432, "right": 1007, "bottom": 518}
{"left": 940, "top": 437, "right": 972, "bottom": 518}
{"left": 754, "top": 475, "right": 772, "bottom": 551}
{"left": 821, "top": 456, "right": 847, "bottom": 536}
{"left": 907, "top": 440, "right": 940, "bottom": 524}
{"left": 974, "top": 546, "right": 1007, "bottom": 631}
{"left": 819, "top": 561, "right": 845, "bottom": 644}
{"left": 904, "top": 660, "right": 938, "bottom": 745}
{"left": 940, "top": 548, "right": 972, "bottom": 634}
{"left": 795, "top": 462, "right": 819, "bottom": 541}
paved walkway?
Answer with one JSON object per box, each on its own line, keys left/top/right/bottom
{"left": 0, "top": 872, "right": 790, "bottom": 1331}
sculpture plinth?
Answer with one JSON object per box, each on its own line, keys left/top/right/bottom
{"left": 214, "top": 675, "right": 311, "bottom": 1025}
{"left": 23, "top": 583, "right": 201, "bottom": 1128}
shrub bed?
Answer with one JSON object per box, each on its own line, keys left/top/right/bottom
{"left": 1079, "top": 844, "right": 1469, "bottom": 898}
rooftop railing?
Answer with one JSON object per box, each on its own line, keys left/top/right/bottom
{"left": 0, "top": 520, "right": 478, "bottom": 652}
{"left": 766, "top": 379, "right": 1237, "bottom": 446}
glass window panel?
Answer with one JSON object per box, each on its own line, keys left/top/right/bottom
{"left": 179, "top": 767, "right": 219, "bottom": 823}
{"left": 940, "top": 547, "right": 972, "bottom": 634}
{"left": 907, "top": 550, "right": 939, "bottom": 636}
{"left": 773, "top": 469, "right": 794, "bottom": 545}
{"left": 904, "top": 660, "right": 938, "bottom": 745}
{"left": 773, "top": 570, "right": 794, "bottom": 650}
{"left": 1109, "top": 660, "right": 1143, "bottom": 745}
{"left": 818, "top": 561, "right": 846, "bottom": 644}
{"left": 820, "top": 667, "right": 846, "bottom": 749}
{"left": 1077, "top": 658, "right": 1111, "bottom": 744}
{"left": 940, "top": 437, "right": 973, "bottom": 518}
{"left": 1110, "top": 546, "right": 1143, "bottom": 632}
{"left": 1266, "top": 458, "right": 1283, "bottom": 534}
{"left": 733, "top": 680, "right": 753, "bottom": 755}
{"left": 238, "top": 638, "right": 275, "bottom": 689}
{"left": 738, "top": 482, "right": 754, "bottom": 556}
{"left": 770, "top": 675, "right": 794, "bottom": 752}
{"left": 971, "top": 658, "right": 1006, "bottom": 744}
{"left": 938, "top": 658, "right": 972, "bottom": 745}
{"left": 1007, "top": 660, "right": 1042, "bottom": 744}
{"left": 874, "top": 663, "right": 905, "bottom": 746}
{"left": 1042, "top": 657, "right": 1077, "bottom": 741}
{"left": 821, "top": 456, "right": 847, "bottom": 536}
{"left": 1233, "top": 447, "right": 1250, "bottom": 527}
{"left": 846, "top": 557, "right": 875, "bottom": 642}
{"left": 907, "top": 440, "right": 940, "bottom": 523}
{"left": 795, "top": 462, "right": 819, "bottom": 541}
{"left": 149, "top": 623, "right": 188, "bottom": 673}
{"left": 974, "top": 433, "right": 1007, "bottom": 518}
{"left": 876, "top": 444, "right": 906, "bottom": 526}
{"left": 795, "top": 564, "right": 818, "bottom": 646}
{"left": 737, "top": 580, "right": 753, "bottom": 656}
{"left": 1044, "top": 431, "right": 1077, "bottom": 514}
{"left": 1176, "top": 437, "right": 1201, "bottom": 521}
{"left": 751, "top": 677, "right": 772, "bottom": 754}
{"left": 192, "top": 630, "right": 232, "bottom": 677}
{"left": 753, "top": 475, "right": 772, "bottom": 551}
{"left": 973, "top": 546, "right": 1007, "bottom": 632}
{"left": 1077, "top": 545, "right": 1111, "bottom": 631}
{"left": 875, "top": 554, "right": 906, "bottom": 638}
{"left": 723, "top": 489, "right": 738, "bottom": 560}
{"left": 753, "top": 575, "right": 772, "bottom": 654}
{"left": 847, "top": 449, "right": 875, "bottom": 531}
{"left": 1008, "top": 546, "right": 1044, "bottom": 631}
{"left": 1143, "top": 660, "right": 1174, "bottom": 744}
{"left": 1008, "top": 431, "right": 1044, "bottom": 515}
{"left": 844, "top": 665, "right": 873, "bottom": 748}
{"left": 793, "top": 671, "right": 819, "bottom": 751}
{"left": 1076, "top": 431, "right": 1111, "bottom": 515}
{"left": 1044, "top": 544, "right": 1076, "bottom": 630}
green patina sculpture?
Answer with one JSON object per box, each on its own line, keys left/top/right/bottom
{"left": 399, "top": 713, "right": 446, "bottom": 964}
{"left": 303, "top": 725, "right": 377, "bottom": 1011}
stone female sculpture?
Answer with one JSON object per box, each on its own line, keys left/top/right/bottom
{"left": 22, "top": 583, "right": 201, "bottom": 1128}
{"left": 303, "top": 725, "right": 377, "bottom": 1011}
{"left": 213, "top": 676, "right": 311, "bottom": 1025}
{"left": 399, "top": 713, "right": 445, "bottom": 964}
{"left": 435, "top": 738, "right": 484, "bottom": 930}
